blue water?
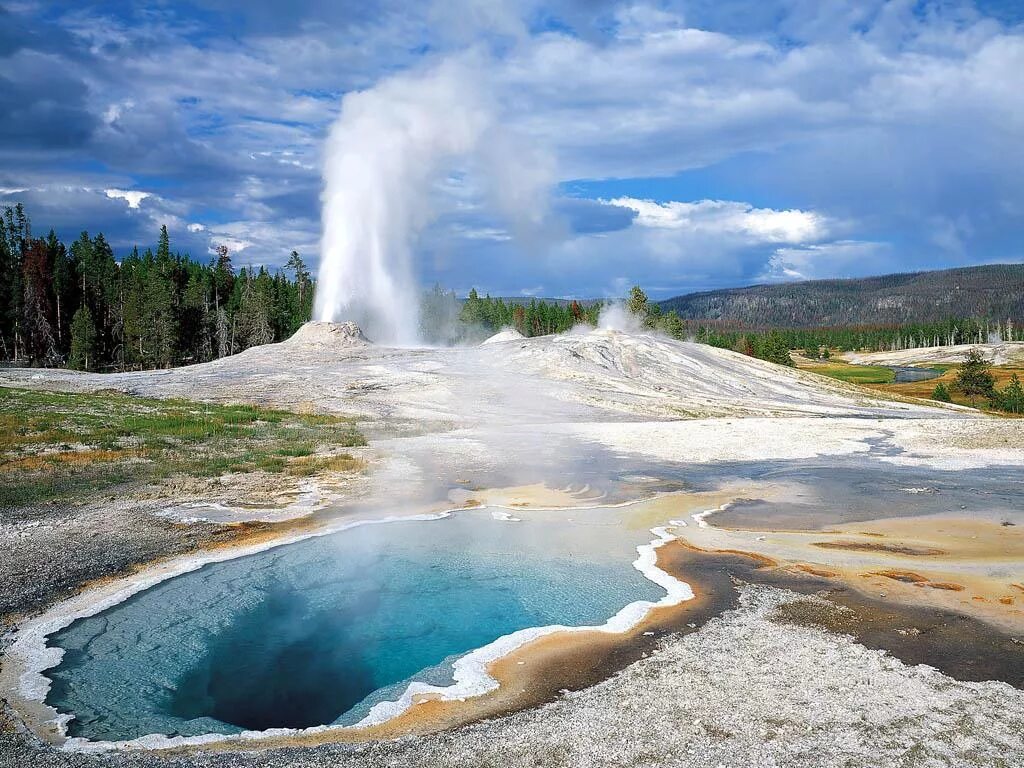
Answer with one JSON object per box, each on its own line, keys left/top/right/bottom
{"left": 46, "top": 513, "right": 659, "bottom": 742}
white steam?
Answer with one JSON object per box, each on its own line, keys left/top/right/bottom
{"left": 598, "top": 302, "right": 645, "bottom": 333}
{"left": 315, "top": 53, "right": 552, "bottom": 345}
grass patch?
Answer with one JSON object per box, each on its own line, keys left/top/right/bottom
{"left": 0, "top": 387, "right": 366, "bottom": 507}
{"left": 284, "top": 453, "right": 366, "bottom": 477}
{"left": 800, "top": 360, "right": 896, "bottom": 385}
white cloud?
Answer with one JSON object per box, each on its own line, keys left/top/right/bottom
{"left": 451, "top": 224, "right": 512, "bottom": 241}
{"left": 6, "top": 0, "right": 1022, "bottom": 289}
{"left": 102, "top": 99, "right": 133, "bottom": 125}
{"left": 762, "top": 241, "right": 890, "bottom": 281}
{"left": 606, "top": 198, "right": 829, "bottom": 244}
{"left": 187, "top": 222, "right": 206, "bottom": 233}
{"left": 104, "top": 188, "right": 150, "bottom": 209}
{"left": 208, "top": 236, "right": 252, "bottom": 254}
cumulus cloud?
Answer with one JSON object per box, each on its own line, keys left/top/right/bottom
{"left": 1, "top": 0, "right": 1021, "bottom": 295}
{"left": 104, "top": 189, "right": 150, "bottom": 209}
{"left": 607, "top": 198, "right": 829, "bottom": 244}
{"left": 209, "top": 236, "right": 252, "bottom": 254}
{"left": 761, "top": 241, "right": 891, "bottom": 281}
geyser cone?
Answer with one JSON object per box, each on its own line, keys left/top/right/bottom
{"left": 285, "top": 321, "right": 371, "bottom": 348}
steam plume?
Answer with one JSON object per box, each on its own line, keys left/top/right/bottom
{"left": 315, "top": 51, "right": 553, "bottom": 345}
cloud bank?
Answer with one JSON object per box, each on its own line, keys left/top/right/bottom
{"left": 0, "top": 0, "right": 1021, "bottom": 297}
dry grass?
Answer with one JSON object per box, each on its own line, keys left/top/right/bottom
{"left": 797, "top": 354, "right": 1024, "bottom": 415}
{"left": 285, "top": 453, "right": 367, "bottom": 477}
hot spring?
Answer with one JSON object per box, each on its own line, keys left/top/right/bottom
{"left": 43, "top": 510, "right": 664, "bottom": 744}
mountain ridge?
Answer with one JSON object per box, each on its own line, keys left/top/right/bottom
{"left": 656, "top": 263, "right": 1024, "bottom": 327}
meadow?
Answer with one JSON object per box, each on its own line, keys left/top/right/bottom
{"left": 0, "top": 387, "right": 365, "bottom": 507}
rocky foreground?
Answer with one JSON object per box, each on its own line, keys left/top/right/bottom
{"left": 3, "top": 587, "right": 1022, "bottom": 768}
{"left": 2, "top": 325, "right": 1023, "bottom": 767}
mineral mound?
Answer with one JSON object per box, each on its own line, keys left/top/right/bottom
{"left": 481, "top": 328, "right": 526, "bottom": 345}
{"left": 284, "top": 321, "right": 370, "bottom": 348}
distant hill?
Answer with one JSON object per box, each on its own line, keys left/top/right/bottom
{"left": 657, "top": 264, "right": 1024, "bottom": 327}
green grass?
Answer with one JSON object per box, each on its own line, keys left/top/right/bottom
{"left": 0, "top": 387, "right": 366, "bottom": 508}
{"left": 802, "top": 361, "right": 896, "bottom": 385}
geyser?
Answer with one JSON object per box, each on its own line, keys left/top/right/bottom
{"left": 314, "top": 56, "right": 493, "bottom": 345}
{"left": 314, "top": 52, "right": 554, "bottom": 346}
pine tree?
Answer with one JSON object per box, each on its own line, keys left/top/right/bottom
{"left": 120, "top": 247, "right": 148, "bottom": 369}
{"left": 954, "top": 348, "right": 995, "bottom": 406}
{"left": 931, "top": 382, "right": 952, "bottom": 402}
{"left": 48, "top": 229, "right": 76, "bottom": 355}
{"left": 145, "top": 244, "right": 178, "bottom": 368}
{"left": 21, "top": 238, "right": 58, "bottom": 365}
{"left": 512, "top": 305, "right": 526, "bottom": 334}
{"left": 235, "top": 267, "right": 274, "bottom": 348}
{"left": 157, "top": 224, "right": 171, "bottom": 261}
{"left": 759, "top": 332, "right": 795, "bottom": 367}
{"left": 661, "top": 310, "right": 684, "bottom": 339}
{"left": 994, "top": 374, "right": 1024, "bottom": 414}
{"left": 213, "top": 245, "right": 234, "bottom": 356}
{"left": 570, "top": 300, "right": 583, "bottom": 323}
{"left": 3, "top": 204, "right": 30, "bottom": 360}
{"left": 460, "top": 288, "right": 484, "bottom": 326}
{"left": 286, "top": 250, "right": 312, "bottom": 328}
{"left": 0, "top": 222, "right": 12, "bottom": 359}
{"left": 627, "top": 285, "right": 649, "bottom": 318}
{"left": 69, "top": 305, "right": 97, "bottom": 371}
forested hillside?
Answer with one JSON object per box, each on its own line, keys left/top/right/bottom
{"left": 659, "top": 265, "right": 1024, "bottom": 326}
{"left": 0, "top": 204, "right": 313, "bottom": 370}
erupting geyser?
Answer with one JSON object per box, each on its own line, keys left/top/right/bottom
{"left": 314, "top": 57, "right": 493, "bottom": 346}
{"left": 314, "top": 52, "right": 554, "bottom": 346}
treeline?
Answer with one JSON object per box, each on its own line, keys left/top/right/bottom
{"left": 632, "top": 287, "right": 797, "bottom": 366}
{"left": 447, "top": 285, "right": 798, "bottom": 367}
{"left": 452, "top": 284, "right": 1023, "bottom": 370}
{"left": 685, "top": 318, "right": 1018, "bottom": 357}
{"left": 0, "top": 204, "right": 314, "bottom": 370}
{"left": 659, "top": 264, "right": 1024, "bottom": 330}
{"left": 460, "top": 288, "right": 602, "bottom": 337}
{"left": 416, "top": 286, "right": 605, "bottom": 344}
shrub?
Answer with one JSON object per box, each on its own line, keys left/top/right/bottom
{"left": 931, "top": 382, "right": 952, "bottom": 402}
{"left": 993, "top": 374, "right": 1024, "bottom": 414}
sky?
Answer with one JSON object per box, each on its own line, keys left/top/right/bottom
{"left": 1, "top": 0, "right": 1022, "bottom": 299}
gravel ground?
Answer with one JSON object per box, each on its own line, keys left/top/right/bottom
{"left": 0, "top": 502, "right": 228, "bottom": 633}
{"left": 3, "top": 586, "right": 1022, "bottom": 768}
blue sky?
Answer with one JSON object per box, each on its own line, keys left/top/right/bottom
{"left": 1, "top": 0, "right": 1022, "bottom": 298}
